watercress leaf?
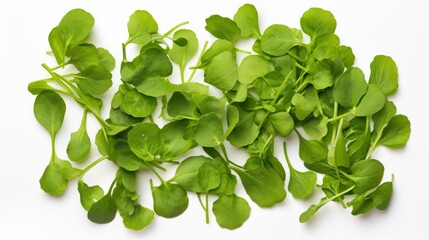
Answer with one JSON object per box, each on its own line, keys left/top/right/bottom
{"left": 378, "top": 115, "right": 411, "bottom": 148}
{"left": 48, "top": 27, "right": 66, "bottom": 65}
{"left": 333, "top": 67, "right": 367, "bottom": 108}
{"left": 121, "top": 48, "right": 172, "bottom": 85}
{"left": 67, "top": 111, "right": 91, "bottom": 162}
{"left": 78, "top": 180, "right": 104, "bottom": 211}
{"left": 292, "top": 93, "right": 316, "bottom": 120}
{"left": 109, "top": 108, "right": 142, "bottom": 126}
{"left": 338, "top": 45, "right": 355, "bottom": 68}
{"left": 350, "top": 159, "right": 384, "bottom": 194}
{"left": 238, "top": 55, "right": 271, "bottom": 84}
{"left": 173, "top": 156, "right": 212, "bottom": 192}
{"left": 233, "top": 3, "right": 260, "bottom": 38}
{"left": 110, "top": 141, "right": 147, "bottom": 171}
{"left": 120, "top": 89, "right": 157, "bottom": 118}
{"left": 204, "top": 51, "right": 238, "bottom": 91}
{"left": 205, "top": 15, "right": 241, "bottom": 43}
{"left": 227, "top": 110, "right": 259, "bottom": 147}
{"left": 201, "top": 40, "right": 235, "bottom": 65}
{"left": 225, "top": 105, "right": 239, "bottom": 138}
{"left": 58, "top": 9, "right": 94, "bottom": 47}
{"left": 111, "top": 183, "right": 137, "bottom": 216}
{"left": 68, "top": 44, "right": 99, "bottom": 71}
{"left": 369, "top": 181, "right": 393, "bottom": 210}
{"left": 167, "top": 92, "right": 199, "bottom": 119}
{"left": 348, "top": 130, "right": 371, "bottom": 162}
{"left": 312, "top": 33, "right": 340, "bottom": 61}
{"left": 261, "top": 24, "right": 300, "bottom": 56}
{"left": 268, "top": 112, "right": 294, "bottom": 137}
{"left": 169, "top": 29, "right": 199, "bottom": 68}
{"left": 355, "top": 84, "right": 386, "bottom": 116}
{"left": 233, "top": 157, "right": 286, "bottom": 207}
{"left": 192, "top": 93, "right": 226, "bottom": 120}
{"left": 75, "top": 65, "right": 113, "bottom": 95}
{"left": 127, "top": 10, "right": 158, "bottom": 45}
{"left": 97, "top": 47, "right": 116, "bottom": 72}
{"left": 300, "top": 8, "right": 336, "bottom": 38}
{"left": 152, "top": 183, "right": 188, "bottom": 218}
{"left": 212, "top": 194, "right": 251, "bottom": 230}
{"left": 159, "top": 120, "right": 195, "bottom": 160}
{"left": 39, "top": 162, "right": 69, "bottom": 196}
{"left": 122, "top": 205, "right": 154, "bottom": 230}
{"left": 302, "top": 116, "right": 328, "bottom": 140}
{"left": 297, "top": 133, "right": 328, "bottom": 164}
{"left": 372, "top": 101, "right": 397, "bottom": 137}
{"left": 308, "top": 60, "right": 334, "bottom": 90}
{"left": 87, "top": 194, "right": 117, "bottom": 224}
{"left": 369, "top": 55, "right": 398, "bottom": 95}
{"left": 136, "top": 76, "right": 177, "bottom": 97}
{"left": 28, "top": 80, "right": 58, "bottom": 95}
{"left": 198, "top": 162, "right": 222, "bottom": 192}
{"left": 34, "top": 91, "right": 66, "bottom": 137}
{"left": 121, "top": 170, "right": 137, "bottom": 193}
{"left": 194, "top": 113, "right": 224, "bottom": 147}
{"left": 128, "top": 123, "right": 161, "bottom": 161}
{"left": 299, "top": 198, "right": 327, "bottom": 223}
{"left": 328, "top": 130, "right": 350, "bottom": 167}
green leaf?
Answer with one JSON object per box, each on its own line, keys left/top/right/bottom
{"left": 78, "top": 180, "right": 104, "bottom": 211}
{"left": 75, "top": 65, "right": 113, "bottom": 95}
{"left": 349, "top": 159, "right": 384, "bottom": 194}
{"left": 120, "top": 89, "right": 157, "bottom": 118}
{"left": 268, "top": 112, "right": 294, "bottom": 137}
{"left": 39, "top": 162, "right": 69, "bottom": 196}
{"left": 121, "top": 48, "right": 172, "bottom": 86}
{"left": 169, "top": 29, "right": 199, "bottom": 69}
{"left": 167, "top": 92, "right": 199, "bottom": 120}
{"left": 152, "top": 182, "right": 188, "bottom": 218}
{"left": 173, "top": 156, "right": 212, "bottom": 192}
{"left": 300, "top": 8, "right": 336, "bottom": 38}
{"left": 372, "top": 101, "right": 397, "bottom": 137}
{"left": 308, "top": 60, "right": 334, "bottom": 90}
{"left": 192, "top": 94, "right": 226, "bottom": 120}
{"left": 227, "top": 110, "right": 259, "bottom": 147}
{"left": 369, "top": 55, "right": 398, "bottom": 95}
{"left": 225, "top": 105, "right": 239, "bottom": 137}
{"left": 67, "top": 111, "right": 91, "bottom": 162}
{"left": 122, "top": 205, "right": 154, "bottom": 230}
{"left": 194, "top": 113, "right": 224, "bottom": 147}
{"left": 348, "top": 181, "right": 393, "bottom": 215}
{"left": 233, "top": 4, "right": 260, "bottom": 38}
{"left": 28, "top": 81, "right": 58, "bottom": 95}
{"left": 127, "top": 123, "right": 161, "bottom": 161}
{"left": 302, "top": 116, "right": 328, "bottom": 140}
{"left": 328, "top": 130, "right": 350, "bottom": 167}
{"left": 284, "top": 143, "right": 317, "bottom": 199}
{"left": 205, "top": 15, "right": 241, "bottom": 43}
{"left": 201, "top": 39, "right": 235, "bottom": 64}
{"left": 299, "top": 198, "right": 326, "bottom": 223}
{"left": 292, "top": 92, "right": 317, "bottom": 120}
{"left": 238, "top": 55, "right": 271, "bottom": 84}
{"left": 87, "top": 194, "right": 117, "bottom": 224}
{"left": 159, "top": 120, "right": 195, "bottom": 160}
{"left": 136, "top": 76, "right": 177, "bottom": 97}
{"left": 97, "top": 47, "right": 116, "bottom": 71}
{"left": 127, "top": 10, "right": 158, "bottom": 45}
{"left": 297, "top": 132, "right": 328, "bottom": 164}
{"left": 312, "top": 34, "right": 340, "bottom": 61}
{"left": 198, "top": 162, "right": 222, "bottom": 192}
{"left": 355, "top": 84, "right": 386, "bottom": 116}
{"left": 204, "top": 51, "right": 238, "bottom": 91}
{"left": 49, "top": 9, "right": 94, "bottom": 64}
{"left": 110, "top": 141, "right": 147, "bottom": 171}
{"left": 68, "top": 44, "right": 99, "bottom": 71}
{"left": 212, "top": 194, "right": 251, "bottom": 229}
{"left": 261, "top": 24, "right": 300, "bottom": 56}
{"left": 233, "top": 157, "right": 286, "bottom": 207}
{"left": 34, "top": 91, "right": 66, "bottom": 137}
{"left": 333, "top": 67, "right": 368, "bottom": 108}
{"left": 378, "top": 115, "right": 411, "bottom": 148}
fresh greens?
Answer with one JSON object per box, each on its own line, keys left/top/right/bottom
{"left": 29, "top": 4, "right": 410, "bottom": 231}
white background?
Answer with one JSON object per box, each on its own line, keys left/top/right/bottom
{"left": 0, "top": 0, "right": 428, "bottom": 239}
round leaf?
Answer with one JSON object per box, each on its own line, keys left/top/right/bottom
{"left": 261, "top": 24, "right": 300, "bottom": 56}
{"left": 333, "top": 67, "right": 368, "bottom": 108}
{"left": 300, "top": 8, "right": 336, "bottom": 38}
{"left": 212, "top": 194, "right": 251, "bottom": 229}
{"left": 152, "top": 183, "right": 189, "bottom": 218}
{"left": 34, "top": 91, "right": 66, "bottom": 137}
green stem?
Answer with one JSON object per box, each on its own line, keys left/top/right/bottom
{"left": 122, "top": 43, "right": 128, "bottom": 61}
{"left": 259, "top": 134, "right": 274, "bottom": 158}
{"left": 235, "top": 48, "right": 252, "bottom": 54}
{"left": 107, "top": 178, "right": 118, "bottom": 195}
{"left": 162, "top": 21, "right": 189, "bottom": 38}
{"left": 327, "top": 108, "right": 355, "bottom": 123}
{"left": 146, "top": 163, "right": 165, "bottom": 184}
{"left": 282, "top": 142, "right": 294, "bottom": 170}
{"left": 79, "top": 155, "right": 109, "bottom": 180}
{"left": 294, "top": 61, "right": 308, "bottom": 72}
{"left": 322, "top": 185, "right": 355, "bottom": 206}
{"left": 42, "top": 63, "right": 75, "bottom": 96}
{"left": 288, "top": 51, "right": 305, "bottom": 63}
{"left": 187, "top": 41, "right": 208, "bottom": 83}
{"left": 205, "top": 192, "right": 210, "bottom": 224}
{"left": 50, "top": 61, "right": 71, "bottom": 70}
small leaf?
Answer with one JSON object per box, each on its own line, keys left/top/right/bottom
{"left": 238, "top": 55, "right": 271, "bottom": 84}
{"left": 378, "top": 115, "right": 411, "bottom": 148}
{"left": 39, "top": 162, "right": 69, "bottom": 196}
{"left": 78, "top": 180, "right": 104, "bottom": 211}
{"left": 169, "top": 29, "right": 199, "bottom": 69}
{"left": 369, "top": 55, "right": 398, "bottom": 95}
{"left": 75, "top": 65, "right": 113, "bottom": 95}
{"left": 333, "top": 67, "right": 368, "bottom": 108}
{"left": 194, "top": 113, "right": 224, "bottom": 147}
{"left": 127, "top": 10, "right": 158, "bottom": 45}
{"left": 87, "top": 194, "right": 117, "bottom": 224}
{"left": 268, "top": 112, "right": 294, "bottom": 137}
{"left": 67, "top": 111, "right": 91, "bottom": 162}
{"left": 122, "top": 205, "right": 154, "bottom": 230}
{"left": 197, "top": 162, "right": 222, "bottom": 192}
{"left": 355, "top": 84, "right": 386, "bottom": 117}
{"left": 121, "top": 89, "right": 157, "bottom": 118}
{"left": 34, "top": 91, "right": 66, "bottom": 137}
{"left": 350, "top": 159, "right": 384, "bottom": 194}
{"left": 297, "top": 133, "right": 328, "bottom": 164}
{"left": 300, "top": 8, "right": 336, "bottom": 38}
{"left": 212, "top": 194, "right": 251, "bottom": 229}
{"left": 233, "top": 4, "right": 261, "bottom": 38}
{"left": 152, "top": 183, "right": 188, "bottom": 218}
{"left": 261, "top": 24, "right": 300, "bottom": 56}
{"left": 204, "top": 51, "right": 238, "bottom": 91}
{"left": 205, "top": 15, "right": 241, "bottom": 43}
{"left": 173, "top": 156, "right": 212, "bottom": 192}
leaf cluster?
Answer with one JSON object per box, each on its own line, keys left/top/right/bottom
{"left": 29, "top": 4, "right": 410, "bottom": 231}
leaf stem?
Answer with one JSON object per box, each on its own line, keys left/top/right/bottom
{"left": 205, "top": 192, "right": 210, "bottom": 224}
{"left": 235, "top": 48, "right": 252, "bottom": 54}
{"left": 79, "top": 155, "right": 109, "bottom": 180}
{"left": 146, "top": 163, "right": 166, "bottom": 184}
{"left": 187, "top": 41, "right": 208, "bottom": 83}
{"left": 162, "top": 21, "right": 189, "bottom": 38}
